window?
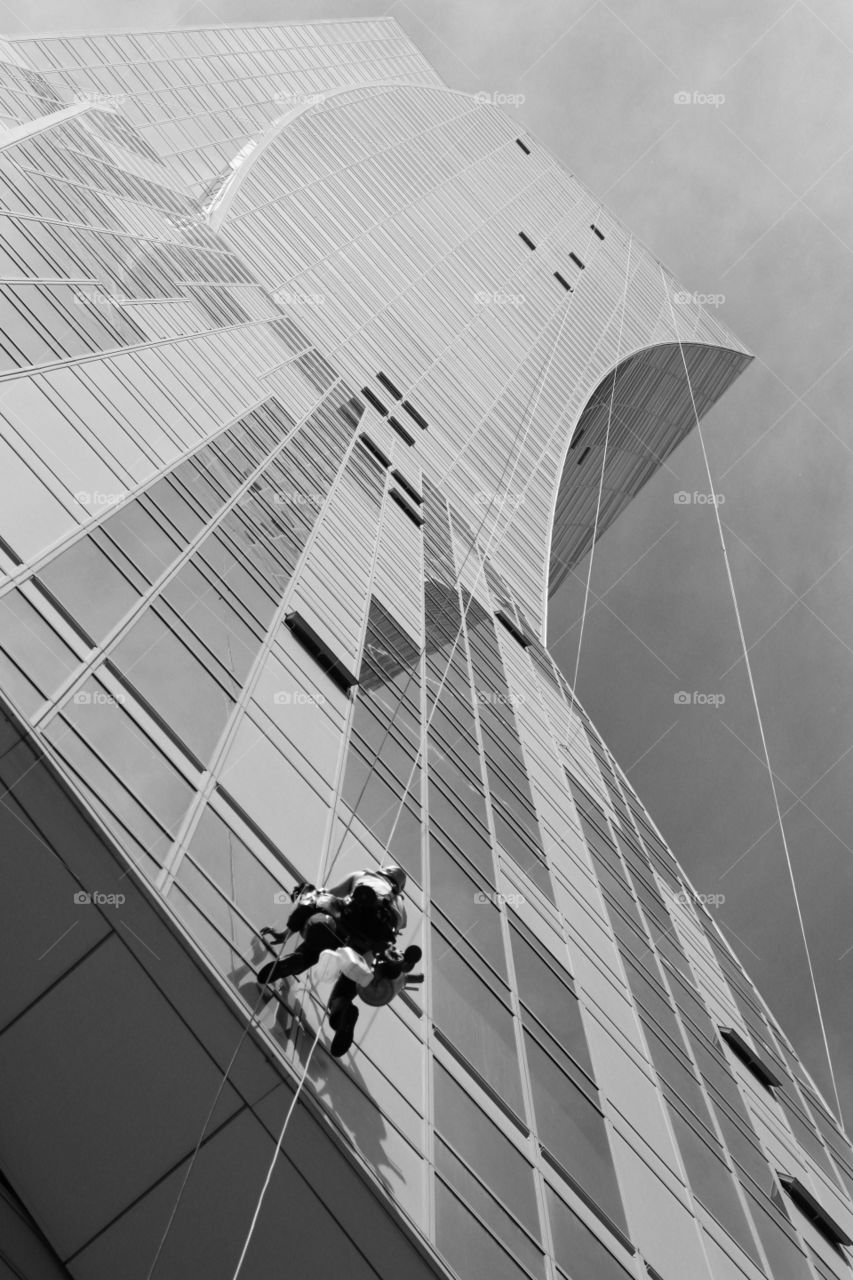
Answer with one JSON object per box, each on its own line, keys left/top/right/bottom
{"left": 391, "top": 469, "right": 422, "bottom": 505}
{"left": 590, "top": 224, "right": 605, "bottom": 240}
{"left": 569, "top": 252, "right": 586, "bottom": 269}
{"left": 376, "top": 371, "right": 403, "bottom": 400}
{"left": 577, "top": 446, "right": 591, "bottom": 464}
{"left": 390, "top": 488, "right": 424, "bottom": 527}
{"left": 39, "top": 535, "right": 141, "bottom": 642}
{"left": 431, "top": 842, "right": 508, "bottom": 980}
{"left": 719, "top": 1027, "right": 781, "bottom": 1089}
{"left": 387, "top": 415, "right": 415, "bottom": 446}
{"left": 546, "top": 1186, "right": 634, "bottom": 1280}
{"left": 435, "top": 1180, "right": 533, "bottom": 1280}
{"left": 528, "top": 1041, "right": 627, "bottom": 1233}
{"left": 360, "top": 386, "right": 388, "bottom": 416}
{"left": 492, "top": 610, "right": 528, "bottom": 651}
{"left": 779, "top": 1175, "right": 853, "bottom": 1248}
{"left": 554, "top": 272, "right": 572, "bottom": 292}
{"left": 357, "top": 433, "right": 391, "bottom": 469}
{"left": 516, "top": 139, "right": 531, "bottom": 155}
{"left": 518, "top": 232, "right": 536, "bottom": 251}
{"left": 401, "top": 399, "right": 428, "bottom": 430}
{"left": 432, "top": 924, "right": 525, "bottom": 1117}
{"left": 284, "top": 611, "right": 358, "bottom": 691}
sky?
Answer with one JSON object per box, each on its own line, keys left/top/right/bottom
{"left": 5, "top": 0, "right": 852, "bottom": 1128}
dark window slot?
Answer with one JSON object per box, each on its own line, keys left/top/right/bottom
{"left": 357, "top": 433, "right": 392, "bottom": 469}
{"left": 337, "top": 397, "right": 364, "bottom": 429}
{"left": 387, "top": 415, "right": 415, "bottom": 446}
{"left": 516, "top": 139, "right": 531, "bottom": 155}
{"left": 495, "top": 609, "right": 530, "bottom": 649}
{"left": 401, "top": 399, "right": 429, "bottom": 430}
{"left": 554, "top": 272, "right": 573, "bottom": 292}
{"left": 778, "top": 1175, "right": 853, "bottom": 1247}
{"left": 577, "top": 446, "right": 591, "bottom": 465}
{"left": 361, "top": 386, "right": 388, "bottom": 416}
{"left": 569, "top": 252, "right": 586, "bottom": 269}
{"left": 569, "top": 428, "right": 585, "bottom": 450}
{"left": 590, "top": 224, "right": 605, "bottom": 241}
{"left": 376, "top": 372, "right": 403, "bottom": 400}
{"left": 391, "top": 469, "right": 423, "bottom": 504}
{"left": 390, "top": 488, "right": 425, "bottom": 527}
{"left": 719, "top": 1027, "right": 781, "bottom": 1088}
{"left": 518, "top": 231, "right": 536, "bottom": 251}
{"left": 284, "top": 611, "right": 359, "bottom": 692}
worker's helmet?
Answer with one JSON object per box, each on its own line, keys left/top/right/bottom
{"left": 380, "top": 863, "right": 406, "bottom": 893}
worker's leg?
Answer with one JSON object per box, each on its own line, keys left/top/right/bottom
{"left": 328, "top": 975, "right": 359, "bottom": 1057}
{"left": 258, "top": 913, "right": 340, "bottom": 985}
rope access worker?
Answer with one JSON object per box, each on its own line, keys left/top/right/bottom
{"left": 258, "top": 864, "right": 421, "bottom": 1056}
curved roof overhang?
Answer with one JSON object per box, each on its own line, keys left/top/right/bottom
{"left": 544, "top": 339, "right": 752, "bottom": 620}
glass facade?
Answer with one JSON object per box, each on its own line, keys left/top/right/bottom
{"left": 1, "top": 18, "right": 851, "bottom": 1280}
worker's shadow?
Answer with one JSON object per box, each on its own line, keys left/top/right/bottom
{"left": 280, "top": 992, "right": 404, "bottom": 1194}
{"left": 227, "top": 941, "right": 405, "bottom": 1194}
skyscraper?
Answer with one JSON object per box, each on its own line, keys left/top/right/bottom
{"left": 0, "top": 17, "right": 851, "bottom": 1280}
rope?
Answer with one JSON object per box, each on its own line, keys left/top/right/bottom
{"left": 230, "top": 1009, "right": 327, "bottom": 1280}
{"left": 332, "top": 216, "right": 613, "bottom": 872}
{"left": 565, "top": 236, "right": 633, "bottom": 740}
{"left": 661, "top": 267, "right": 844, "bottom": 1126}
{"left": 145, "top": 935, "right": 288, "bottom": 1280}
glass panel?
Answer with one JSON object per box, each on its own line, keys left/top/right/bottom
{"left": 430, "top": 843, "right": 508, "bottom": 980}
{"left": 435, "top": 1178, "right": 531, "bottom": 1280}
{"left": 0, "top": 589, "right": 79, "bottom": 699}
{"left": 546, "top": 1185, "right": 634, "bottom": 1280}
{"left": 431, "top": 925, "right": 524, "bottom": 1118}
{"left": 434, "top": 1063, "right": 538, "bottom": 1234}
{"left": 436, "top": 1141, "right": 545, "bottom": 1278}
{"left": 39, "top": 536, "right": 141, "bottom": 641}
{"left": 111, "top": 609, "right": 237, "bottom": 761}
{"left": 524, "top": 1032, "right": 627, "bottom": 1233}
